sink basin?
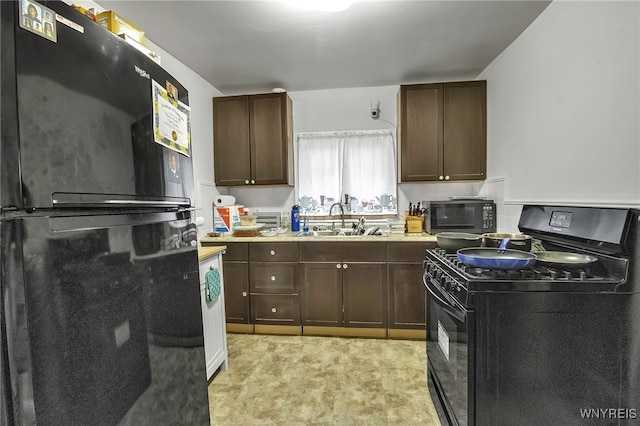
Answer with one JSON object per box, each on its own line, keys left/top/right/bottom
{"left": 295, "top": 229, "right": 386, "bottom": 238}
{"left": 296, "top": 229, "right": 353, "bottom": 237}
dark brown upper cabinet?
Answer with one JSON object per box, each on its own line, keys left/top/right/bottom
{"left": 213, "top": 92, "right": 293, "bottom": 186}
{"left": 398, "top": 80, "right": 486, "bottom": 182}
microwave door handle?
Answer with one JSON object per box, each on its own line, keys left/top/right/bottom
{"left": 423, "top": 274, "right": 467, "bottom": 322}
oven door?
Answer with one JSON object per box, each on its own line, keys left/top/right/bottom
{"left": 425, "top": 273, "right": 472, "bottom": 426}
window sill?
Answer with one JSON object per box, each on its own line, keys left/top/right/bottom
{"left": 301, "top": 212, "right": 398, "bottom": 220}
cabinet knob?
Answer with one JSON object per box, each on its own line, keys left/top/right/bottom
{"left": 245, "top": 179, "right": 250, "bottom": 184}
{"left": 343, "top": 263, "right": 348, "bottom": 269}
{"left": 445, "top": 175, "right": 450, "bottom": 181}
{"left": 336, "top": 263, "right": 342, "bottom": 269}
{"left": 271, "top": 307, "right": 277, "bottom": 313}
{"left": 439, "top": 175, "right": 444, "bottom": 180}
{"left": 270, "top": 250, "right": 276, "bottom": 256}
{"left": 242, "top": 291, "right": 247, "bottom": 297}
{"left": 250, "top": 179, "right": 256, "bottom": 185}
{"left": 271, "top": 276, "right": 276, "bottom": 281}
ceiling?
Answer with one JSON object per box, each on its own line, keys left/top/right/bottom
{"left": 99, "top": 0, "right": 552, "bottom": 95}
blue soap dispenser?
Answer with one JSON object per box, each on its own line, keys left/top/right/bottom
{"left": 291, "top": 205, "right": 300, "bottom": 232}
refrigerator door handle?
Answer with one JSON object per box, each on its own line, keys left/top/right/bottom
{"left": 49, "top": 211, "right": 193, "bottom": 232}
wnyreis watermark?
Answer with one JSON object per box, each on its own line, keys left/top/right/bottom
{"left": 580, "top": 408, "right": 637, "bottom": 420}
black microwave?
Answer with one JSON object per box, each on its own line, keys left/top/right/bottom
{"left": 423, "top": 199, "right": 496, "bottom": 234}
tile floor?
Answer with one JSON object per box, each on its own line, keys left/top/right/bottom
{"left": 208, "top": 333, "right": 441, "bottom": 425}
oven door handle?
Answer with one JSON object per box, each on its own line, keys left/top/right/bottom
{"left": 423, "top": 274, "right": 467, "bottom": 323}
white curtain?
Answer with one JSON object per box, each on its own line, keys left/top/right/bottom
{"left": 297, "top": 129, "right": 396, "bottom": 204}
{"left": 342, "top": 130, "right": 396, "bottom": 202}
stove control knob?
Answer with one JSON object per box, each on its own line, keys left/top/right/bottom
{"left": 440, "top": 275, "right": 447, "bottom": 287}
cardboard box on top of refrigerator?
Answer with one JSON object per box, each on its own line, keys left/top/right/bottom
{"left": 214, "top": 205, "right": 247, "bottom": 233}
{"left": 96, "top": 10, "right": 145, "bottom": 44}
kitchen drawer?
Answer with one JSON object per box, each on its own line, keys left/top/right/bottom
{"left": 250, "top": 262, "right": 298, "bottom": 294}
{"left": 250, "top": 242, "right": 298, "bottom": 262}
{"left": 223, "top": 243, "right": 249, "bottom": 261}
{"left": 299, "top": 242, "right": 387, "bottom": 262}
{"left": 250, "top": 294, "right": 300, "bottom": 325}
{"left": 388, "top": 242, "right": 436, "bottom": 263}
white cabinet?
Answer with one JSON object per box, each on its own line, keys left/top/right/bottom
{"left": 199, "top": 250, "right": 229, "bottom": 379}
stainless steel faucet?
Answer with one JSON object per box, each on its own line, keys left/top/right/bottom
{"left": 329, "top": 202, "right": 345, "bottom": 229}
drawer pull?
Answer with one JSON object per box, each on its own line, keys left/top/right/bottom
{"left": 242, "top": 291, "right": 247, "bottom": 297}
{"left": 343, "top": 263, "right": 349, "bottom": 269}
{"left": 271, "top": 276, "right": 276, "bottom": 281}
{"left": 270, "top": 250, "right": 276, "bottom": 256}
{"left": 271, "top": 307, "right": 277, "bottom": 313}
{"left": 336, "top": 263, "right": 342, "bottom": 269}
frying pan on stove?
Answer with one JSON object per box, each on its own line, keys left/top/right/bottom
{"left": 457, "top": 239, "right": 537, "bottom": 270}
{"left": 534, "top": 251, "right": 598, "bottom": 269}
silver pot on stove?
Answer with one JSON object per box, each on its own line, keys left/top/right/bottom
{"left": 482, "top": 232, "right": 532, "bottom": 252}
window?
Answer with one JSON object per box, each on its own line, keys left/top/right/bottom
{"left": 297, "top": 130, "right": 396, "bottom": 215}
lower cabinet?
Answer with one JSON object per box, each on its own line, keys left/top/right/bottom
{"left": 387, "top": 242, "right": 437, "bottom": 333}
{"left": 222, "top": 243, "right": 250, "bottom": 324}
{"left": 388, "top": 263, "right": 426, "bottom": 329}
{"left": 300, "top": 263, "right": 343, "bottom": 326}
{"left": 300, "top": 242, "right": 387, "bottom": 329}
{"left": 343, "top": 262, "right": 387, "bottom": 328}
{"left": 198, "top": 251, "right": 229, "bottom": 379}
{"left": 219, "top": 240, "right": 435, "bottom": 338}
{"left": 249, "top": 243, "right": 300, "bottom": 326}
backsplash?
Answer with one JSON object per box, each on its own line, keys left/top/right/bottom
{"left": 199, "top": 179, "right": 523, "bottom": 234}
{"left": 476, "top": 176, "right": 522, "bottom": 233}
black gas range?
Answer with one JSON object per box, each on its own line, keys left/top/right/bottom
{"left": 425, "top": 205, "right": 640, "bottom": 426}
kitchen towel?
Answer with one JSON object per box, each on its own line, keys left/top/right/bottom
{"left": 214, "top": 195, "right": 236, "bottom": 206}
{"left": 205, "top": 268, "right": 221, "bottom": 302}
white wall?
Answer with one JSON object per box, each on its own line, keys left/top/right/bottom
{"left": 478, "top": 0, "right": 640, "bottom": 209}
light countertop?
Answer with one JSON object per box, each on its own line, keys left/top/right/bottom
{"left": 197, "top": 245, "right": 227, "bottom": 261}
{"left": 200, "top": 231, "right": 437, "bottom": 244}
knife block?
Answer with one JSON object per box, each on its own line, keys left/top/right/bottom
{"left": 405, "top": 213, "right": 424, "bottom": 234}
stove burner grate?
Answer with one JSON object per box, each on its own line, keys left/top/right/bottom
{"left": 428, "top": 249, "right": 607, "bottom": 281}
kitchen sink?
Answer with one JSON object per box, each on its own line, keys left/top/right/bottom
{"left": 296, "top": 230, "right": 351, "bottom": 237}
{"left": 295, "top": 228, "right": 386, "bottom": 238}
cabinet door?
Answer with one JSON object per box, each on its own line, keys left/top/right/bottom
{"left": 300, "top": 263, "right": 343, "bottom": 327}
{"left": 222, "top": 261, "right": 250, "bottom": 323}
{"left": 343, "top": 262, "right": 387, "bottom": 328}
{"left": 249, "top": 93, "right": 292, "bottom": 185}
{"left": 200, "top": 253, "right": 228, "bottom": 379}
{"left": 443, "top": 81, "right": 486, "bottom": 181}
{"left": 399, "top": 84, "right": 443, "bottom": 182}
{"left": 213, "top": 96, "right": 251, "bottom": 186}
{"left": 388, "top": 263, "right": 426, "bottom": 329}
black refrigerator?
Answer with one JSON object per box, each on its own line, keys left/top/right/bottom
{"left": 1, "top": 1, "right": 209, "bottom": 424}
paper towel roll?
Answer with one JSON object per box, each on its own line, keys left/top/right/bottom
{"left": 214, "top": 195, "right": 236, "bottom": 206}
